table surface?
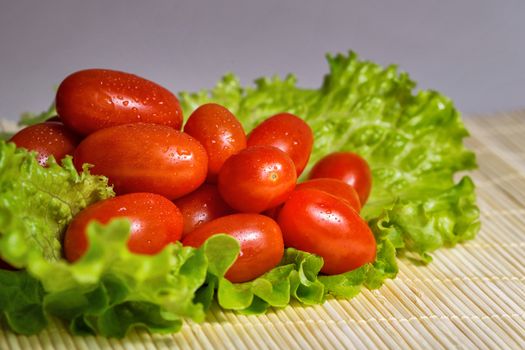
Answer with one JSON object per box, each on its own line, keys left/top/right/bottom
{"left": 1, "top": 112, "right": 524, "bottom": 349}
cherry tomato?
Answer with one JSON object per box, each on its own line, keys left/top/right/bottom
{"left": 173, "top": 184, "right": 233, "bottom": 238}
{"left": 64, "top": 193, "right": 183, "bottom": 262}
{"left": 278, "top": 188, "right": 376, "bottom": 275}
{"left": 247, "top": 113, "right": 313, "bottom": 176}
{"left": 182, "top": 214, "right": 284, "bottom": 283}
{"left": 9, "top": 122, "right": 80, "bottom": 166}
{"left": 56, "top": 69, "right": 183, "bottom": 135}
{"left": 295, "top": 178, "right": 361, "bottom": 212}
{"left": 309, "top": 152, "right": 372, "bottom": 205}
{"left": 73, "top": 123, "right": 208, "bottom": 200}
{"left": 218, "top": 146, "right": 297, "bottom": 213}
{"left": 184, "top": 103, "right": 246, "bottom": 183}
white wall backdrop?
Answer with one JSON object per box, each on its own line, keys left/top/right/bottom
{"left": 1, "top": 0, "right": 523, "bottom": 120}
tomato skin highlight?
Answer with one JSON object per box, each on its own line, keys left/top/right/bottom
{"left": 295, "top": 178, "right": 361, "bottom": 212}
{"left": 9, "top": 122, "right": 80, "bottom": 166}
{"left": 56, "top": 69, "right": 183, "bottom": 135}
{"left": 218, "top": 146, "right": 297, "bottom": 213}
{"left": 278, "top": 188, "right": 376, "bottom": 275}
{"left": 173, "top": 184, "right": 234, "bottom": 238}
{"left": 64, "top": 193, "right": 184, "bottom": 262}
{"left": 184, "top": 103, "right": 247, "bottom": 183}
{"left": 182, "top": 214, "right": 284, "bottom": 283}
{"left": 309, "top": 152, "right": 372, "bottom": 205}
{"left": 73, "top": 123, "right": 208, "bottom": 200}
{"left": 247, "top": 113, "right": 313, "bottom": 176}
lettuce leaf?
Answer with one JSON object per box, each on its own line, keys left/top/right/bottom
{"left": 0, "top": 270, "right": 46, "bottom": 335}
{"left": 0, "top": 132, "right": 13, "bottom": 141}
{"left": 0, "top": 141, "right": 114, "bottom": 264}
{"left": 180, "top": 51, "right": 479, "bottom": 299}
{"left": 18, "top": 101, "right": 57, "bottom": 126}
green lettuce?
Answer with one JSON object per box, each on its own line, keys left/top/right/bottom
{"left": 0, "top": 51, "right": 479, "bottom": 336}
{"left": 18, "top": 101, "right": 57, "bottom": 126}
{"left": 0, "top": 132, "right": 13, "bottom": 141}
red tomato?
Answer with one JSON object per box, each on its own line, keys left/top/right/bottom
{"left": 218, "top": 146, "right": 297, "bottom": 213}
{"left": 73, "top": 123, "right": 208, "bottom": 200}
{"left": 247, "top": 113, "right": 313, "bottom": 176}
{"left": 278, "top": 188, "right": 376, "bottom": 275}
{"left": 64, "top": 193, "right": 183, "bottom": 262}
{"left": 184, "top": 103, "right": 246, "bottom": 183}
{"left": 9, "top": 122, "right": 80, "bottom": 166}
{"left": 295, "top": 178, "right": 361, "bottom": 212}
{"left": 182, "top": 214, "right": 284, "bottom": 283}
{"left": 173, "top": 184, "right": 233, "bottom": 238}
{"left": 309, "top": 152, "right": 372, "bottom": 205}
{"left": 56, "top": 69, "right": 183, "bottom": 135}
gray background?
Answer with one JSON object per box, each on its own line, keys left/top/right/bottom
{"left": 1, "top": 0, "right": 524, "bottom": 121}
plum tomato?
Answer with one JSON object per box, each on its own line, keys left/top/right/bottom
{"left": 173, "top": 183, "right": 234, "bottom": 238}
{"left": 182, "top": 213, "right": 284, "bottom": 283}
{"left": 56, "top": 69, "right": 183, "bottom": 135}
{"left": 73, "top": 123, "right": 208, "bottom": 200}
{"left": 295, "top": 178, "right": 361, "bottom": 212}
{"left": 218, "top": 146, "right": 297, "bottom": 213}
{"left": 277, "top": 188, "right": 376, "bottom": 275}
{"left": 309, "top": 152, "right": 372, "bottom": 205}
{"left": 247, "top": 113, "right": 313, "bottom": 176}
{"left": 184, "top": 103, "right": 246, "bottom": 182}
{"left": 64, "top": 192, "right": 183, "bottom": 262}
{"left": 9, "top": 121, "right": 80, "bottom": 166}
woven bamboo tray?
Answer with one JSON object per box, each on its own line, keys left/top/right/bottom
{"left": 1, "top": 111, "right": 524, "bottom": 349}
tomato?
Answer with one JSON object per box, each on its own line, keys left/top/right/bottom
{"left": 9, "top": 122, "right": 80, "bottom": 166}
{"left": 295, "top": 178, "right": 361, "bottom": 212}
{"left": 218, "top": 146, "right": 297, "bottom": 213}
{"left": 64, "top": 193, "right": 183, "bottom": 262}
{"left": 73, "top": 123, "right": 208, "bottom": 200}
{"left": 184, "top": 103, "right": 246, "bottom": 183}
{"left": 309, "top": 152, "right": 372, "bottom": 205}
{"left": 277, "top": 188, "right": 376, "bottom": 275}
{"left": 56, "top": 69, "right": 183, "bottom": 135}
{"left": 247, "top": 113, "right": 313, "bottom": 176}
{"left": 182, "top": 214, "right": 284, "bottom": 282}
{"left": 173, "top": 184, "right": 233, "bottom": 238}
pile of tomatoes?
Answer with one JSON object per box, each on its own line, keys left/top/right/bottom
{"left": 9, "top": 69, "right": 376, "bottom": 282}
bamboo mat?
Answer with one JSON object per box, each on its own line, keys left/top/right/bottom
{"left": 1, "top": 111, "right": 524, "bottom": 350}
